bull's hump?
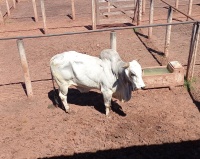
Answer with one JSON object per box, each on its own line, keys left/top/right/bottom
{"left": 51, "top": 51, "right": 85, "bottom": 66}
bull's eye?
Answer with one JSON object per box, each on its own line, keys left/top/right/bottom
{"left": 130, "top": 73, "right": 136, "bottom": 77}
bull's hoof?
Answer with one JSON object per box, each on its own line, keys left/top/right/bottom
{"left": 106, "top": 108, "right": 110, "bottom": 116}
{"left": 65, "top": 109, "right": 70, "bottom": 114}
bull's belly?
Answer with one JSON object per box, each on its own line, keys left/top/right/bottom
{"left": 72, "top": 78, "right": 101, "bottom": 90}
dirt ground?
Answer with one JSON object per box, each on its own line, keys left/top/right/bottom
{"left": 0, "top": 0, "right": 200, "bottom": 159}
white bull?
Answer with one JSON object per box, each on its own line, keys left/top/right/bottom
{"left": 50, "top": 49, "right": 145, "bottom": 115}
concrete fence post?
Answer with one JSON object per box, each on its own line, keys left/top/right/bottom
{"left": 110, "top": 31, "right": 117, "bottom": 51}
{"left": 164, "top": 7, "right": 173, "bottom": 57}
{"left": 17, "top": 39, "right": 33, "bottom": 97}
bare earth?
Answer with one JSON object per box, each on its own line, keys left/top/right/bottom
{"left": 0, "top": 0, "right": 200, "bottom": 159}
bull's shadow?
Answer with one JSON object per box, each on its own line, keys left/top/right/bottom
{"left": 48, "top": 88, "right": 126, "bottom": 116}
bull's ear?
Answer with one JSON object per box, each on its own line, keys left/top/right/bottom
{"left": 135, "top": 59, "right": 140, "bottom": 62}
{"left": 123, "top": 62, "right": 130, "bottom": 68}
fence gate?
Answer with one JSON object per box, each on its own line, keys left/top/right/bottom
{"left": 92, "top": 0, "right": 137, "bottom": 29}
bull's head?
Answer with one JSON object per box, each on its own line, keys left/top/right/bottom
{"left": 123, "top": 60, "right": 145, "bottom": 90}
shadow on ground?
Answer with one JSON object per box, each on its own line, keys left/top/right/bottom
{"left": 133, "top": 29, "right": 168, "bottom": 66}
{"left": 48, "top": 88, "right": 126, "bottom": 116}
{"left": 188, "top": 88, "right": 200, "bottom": 112}
{"left": 39, "top": 139, "right": 200, "bottom": 159}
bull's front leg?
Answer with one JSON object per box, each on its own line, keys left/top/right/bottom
{"left": 102, "top": 89, "right": 113, "bottom": 115}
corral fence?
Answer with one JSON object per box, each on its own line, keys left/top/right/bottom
{"left": 0, "top": 0, "right": 199, "bottom": 97}
{"left": 0, "top": 0, "right": 75, "bottom": 28}
{"left": 0, "top": 0, "right": 199, "bottom": 31}
{"left": 91, "top": 0, "right": 199, "bottom": 30}
{"left": 0, "top": 20, "right": 199, "bottom": 97}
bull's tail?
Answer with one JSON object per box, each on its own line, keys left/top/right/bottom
{"left": 50, "top": 67, "right": 59, "bottom": 106}
{"left": 50, "top": 68, "right": 56, "bottom": 91}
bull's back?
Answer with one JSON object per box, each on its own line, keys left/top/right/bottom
{"left": 50, "top": 51, "right": 108, "bottom": 89}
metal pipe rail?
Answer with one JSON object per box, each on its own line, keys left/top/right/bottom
{"left": 0, "top": 20, "right": 197, "bottom": 41}
{"left": 160, "top": 0, "right": 195, "bottom": 21}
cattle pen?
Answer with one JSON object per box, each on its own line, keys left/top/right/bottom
{"left": 0, "top": 0, "right": 199, "bottom": 97}
{"left": 0, "top": 20, "right": 199, "bottom": 97}
{"left": 0, "top": 1, "right": 200, "bottom": 159}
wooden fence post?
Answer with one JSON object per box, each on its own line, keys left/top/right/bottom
{"left": 108, "top": 1, "right": 110, "bottom": 14}
{"left": 110, "top": 31, "right": 117, "bottom": 51}
{"left": 187, "top": 0, "right": 193, "bottom": 20}
{"left": 148, "top": 0, "right": 154, "bottom": 39}
{"left": 32, "top": 0, "right": 38, "bottom": 22}
{"left": 40, "top": 0, "right": 47, "bottom": 34}
{"left": 137, "top": 0, "right": 142, "bottom": 25}
{"left": 92, "top": 0, "right": 96, "bottom": 30}
{"left": 175, "top": 0, "right": 179, "bottom": 10}
{"left": 142, "top": 0, "right": 145, "bottom": 15}
{"left": 5, "top": 0, "right": 11, "bottom": 16}
{"left": 13, "top": 0, "right": 16, "bottom": 8}
{"left": 17, "top": 39, "right": 33, "bottom": 97}
{"left": 164, "top": 7, "right": 173, "bottom": 57}
{"left": 0, "top": 7, "right": 4, "bottom": 25}
{"left": 186, "top": 22, "right": 200, "bottom": 81}
{"left": 71, "top": 0, "right": 75, "bottom": 20}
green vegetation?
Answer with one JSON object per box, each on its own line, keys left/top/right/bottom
{"left": 184, "top": 77, "right": 196, "bottom": 91}
{"left": 133, "top": 28, "right": 140, "bottom": 32}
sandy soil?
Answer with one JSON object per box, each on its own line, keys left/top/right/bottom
{"left": 0, "top": 0, "right": 200, "bottom": 159}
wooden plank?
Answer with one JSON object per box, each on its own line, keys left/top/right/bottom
{"left": 99, "top": 0, "right": 134, "bottom": 3}
{"left": 102, "top": 10, "right": 134, "bottom": 16}
{"left": 105, "top": 1, "right": 134, "bottom": 19}
{"left": 99, "top": 4, "right": 135, "bottom": 10}
{"left": 96, "top": 0, "right": 135, "bottom": 26}
{"left": 99, "top": 17, "right": 131, "bottom": 24}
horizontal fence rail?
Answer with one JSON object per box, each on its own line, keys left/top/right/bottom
{"left": 0, "top": 20, "right": 197, "bottom": 41}
{"left": 161, "top": 0, "right": 195, "bottom": 21}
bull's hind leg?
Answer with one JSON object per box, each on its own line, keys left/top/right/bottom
{"left": 102, "top": 89, "right": 113, "bottom": 116}
{"left": 59, "top": 86, "right": 70, "bottom": 113}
